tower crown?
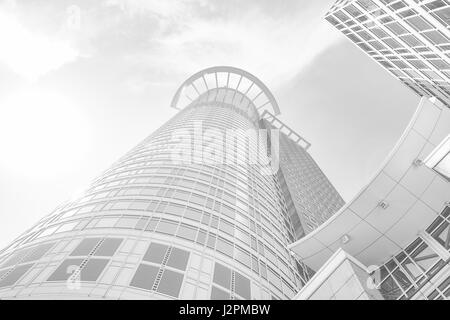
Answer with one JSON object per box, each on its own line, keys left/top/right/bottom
{"left": 171, "top": 66, "right": 281, "bottom": 116}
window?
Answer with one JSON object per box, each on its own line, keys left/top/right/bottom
{"left": 94, "top": 217, "right": 119, "bottom": 228}
{"left": 234, "top": 271, "right": 251, "bottom": 299}
{"left": 47, "top": 258, "right": 108, "bottom": 282}
{"left": 399, "top": 35, "right": 424, "bottom": 47}
{"left": 196, "top": 230, "right": 207, "bottom": 245}
{"left": 129, "top": 201, "right": 150, "bottom": 211}
{"left": 410, "top": 242, "right": 441, "bottom": 273}
{"left": 47, "top": 258, "right": 84, "bottom": 281}
{"left": 82, "top": 259, "right": 109, "bottom": 281}
{"left": 219, "top": 220, "right": 234, "bottom": 236}
{"left": 145, "top": 218, "right": 158, "bottom": 231}
{"left": 130, "top": 264, "right": 159, "bottom": 291}
{"left": 156, "top": 220, "right": 178, "bottom": 235}
{"left": 55, "top": 222, "right": 78, "bottom": 234}
{"left": 235, "top": 228, "right": 250, "bottom": 244}
{"left": 425, "top": 135, "right": 450, "bottom": 182}
{"left": 0, "top": 264, "right": 33, "bottom": 288}
{"left": 213, "top": 263, "right": 231, "bottom": 289}
{"left": 143, "top": 243, "right": 168, "bottom": 264}
{"left": 184, "top": 207, "right": 202, "bottom": 222}
{"left": 234, "top": 246, "right": 251, "bottom": 268}
{"left": 406, "top": 16, "right": 434, "bottom": 31}
{"left": 176, "top": 225, "right": 197, "bottom": 241}
{"left": 135, "top": 217, "right": 149, "bottom": 230}
{"left": 434, "top": 7, "right": 450, "bottom": 26}
{"left": 21, "top": 243, "right": 54, "bottom": 263}
{"left": 357, "top": 0, "right": 378, "bottom": 12}
{"left": 428, "top": 207, "right": 450, "bottom": 251}
{"left": 156, "top": 269, "right": 184, "bottom": 298}
{"left": 165, "top": 204, "right": 185, "bottom": 216}
{"left": 166, "top": 248, "right": 189, "bottom": 271}
{"left": 385, "top": 22, "right": 408, "bottom": 35}
{"left": 379, "top": 275, "right": 402, "bottom": 300}
{"left": 423, "top": 30, "right": 449, "bottom": 45}
{"left": 94, "top": 238, "right": 122, "bottom": 256}
{"left": 211, "top": 286, "right": 230, "bottom": 300}
{"left": 71, "top": 238, "right": 101, "bottom": 256}
{"left": 116, "top": 217, "right": 139, "bottom": 229}
{"left": 216, "top": 237, "right": 234, "bottom": 257}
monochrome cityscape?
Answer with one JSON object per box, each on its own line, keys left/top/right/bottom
{"left": 0, "top": 0, "right": 448, "bottom": 300}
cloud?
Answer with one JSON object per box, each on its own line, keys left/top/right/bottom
{"left": 0, "top": 9, "right": 79, "bottom": 81}
{"left": 104, "top": 0, "right": 209, "bottom": 18}
{"left": 99, "top": 0, "right": 342, "bottom": 89}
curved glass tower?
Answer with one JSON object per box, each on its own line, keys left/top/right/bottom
{"left": 0, "top": 67, "right": 344, "bottom": 300}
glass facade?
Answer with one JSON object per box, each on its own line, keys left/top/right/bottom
{"left": 326, "top": 0, "right": 450, "bottom": 108}
{"left": 372, "top": 205, "right": 450, "bottom": 300}
{"left": 0, "top": 67, "right": 344, "bottom": 299}
{"left": 325, "top": 0, "right": 450, "bottom": 301}
{"left": 261, "top": 112, "right": 345, "bottom": 236}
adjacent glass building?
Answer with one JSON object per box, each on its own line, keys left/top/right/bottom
{"left": 288, "top": 1, "right": 450, "bottom": 301}
{"left": 326, "top": 0, "right": 450, "bottom": 108}
{"left": 0, "top": 67, "right": 344, "bottom": 300}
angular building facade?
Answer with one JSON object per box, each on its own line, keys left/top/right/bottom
{"left": 290, "top": 97, "right": 450, "bottom": 300}
{"left": 325, "top": 0, "right": 450, "bottom": 107}
{"left": 288, "top": 1, "right": 450, "bottom": 301}
{"left": 0, "top": 67, "right": 344, "bottom": 300}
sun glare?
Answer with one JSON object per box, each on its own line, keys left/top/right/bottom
{"left": 0, "top": 89, "right": 91, "bottom": 179}
{"left": 0, "top": 10, "right": 78, "bottom": 81}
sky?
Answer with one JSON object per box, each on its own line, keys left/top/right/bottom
{"left": 0, "top": 0, "right": 419, "bottom": 248}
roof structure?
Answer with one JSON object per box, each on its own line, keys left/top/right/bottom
{"left": 170, "top": 66, "right": 281, "bottom": 116}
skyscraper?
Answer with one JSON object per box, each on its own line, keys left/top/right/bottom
{"left": 325, "top": 0, "right": 450, "bottom": 107}
{"left": 0, "top": 67, "right": 344, "bottom": 300}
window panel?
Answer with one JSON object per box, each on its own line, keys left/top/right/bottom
{"left": 116, "top": 217, "right": 139, "bottom": 229}
{"left": 145, "top": 218, "right": 159, "bottom": 231}
{"left": 1, "top": 249, "right": 32, "bottom": 268}
{"left": 130, "top": 264, "right": 159, "bottom": 291}
{"left": 143, "top": 243, "right": 168, "bottom": 264}
{"left": 213, "top": 263, "right": 231, "bottom": 289}
{"left": 21, "top": 243, "right": 54, "bottom": 263}
{"left": 0, "top": 264, "right": 33, "bottom": 288}
{"left": 94, "top": 217, "right": 119, "bottom": 228}
{"left": 216, "top": 237, "right": 234, "bottom": 257}
{"left": 166, "top": 248, "right": 190, "bottom": 271}
{"left": 135, "top": 217, "right": 149, "bottom": 230}
{"left": 184, "top": 208, "right": 202, "bottom": 222}
{"left": 406, "top": 16, "right": 434, "bottom": 31}
{"left": 234, "top": 271, "right": 251, "bottom": 299}
{"left": 156, "top": 269, "right": 184, "bottom": 298}
{"left": 177, "top": 225, "right": 197, "bottom": 241}
{"left": 211, "top": 286, "right": 230, "bottom": 300}
{"left": 434, "top": 7, "right": 450, "bottom": 26}
{"left": 71, "top": 238, "right": 101, "bottom": 256}
{"left": 156, "top": 220, "right": 178, "bottom": 235}
{"left": 165, "top": 204, "right": 185, "bottom": 216}
{"left": 47, "top": 258, "right": 84, "bottom": 281}
{"left": 423, "top": 30, "right": 449, "bottom": 45}
{"left": 55, "top": 222, "right": 78, "bottom": 234}
{"left": 219, "top": 220, "right": 234, "bottom": 236}
{"left": 379, "top": 276, "right": 402, "bottom": 300}
{"left": 81, "top": 259, "right": 109, "bottom": 281}
{"left": 411, "top": 242, "right": 440, "bottom": 272}
{"left": 94, "top": 238, "right": 123, "bottom": 256}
